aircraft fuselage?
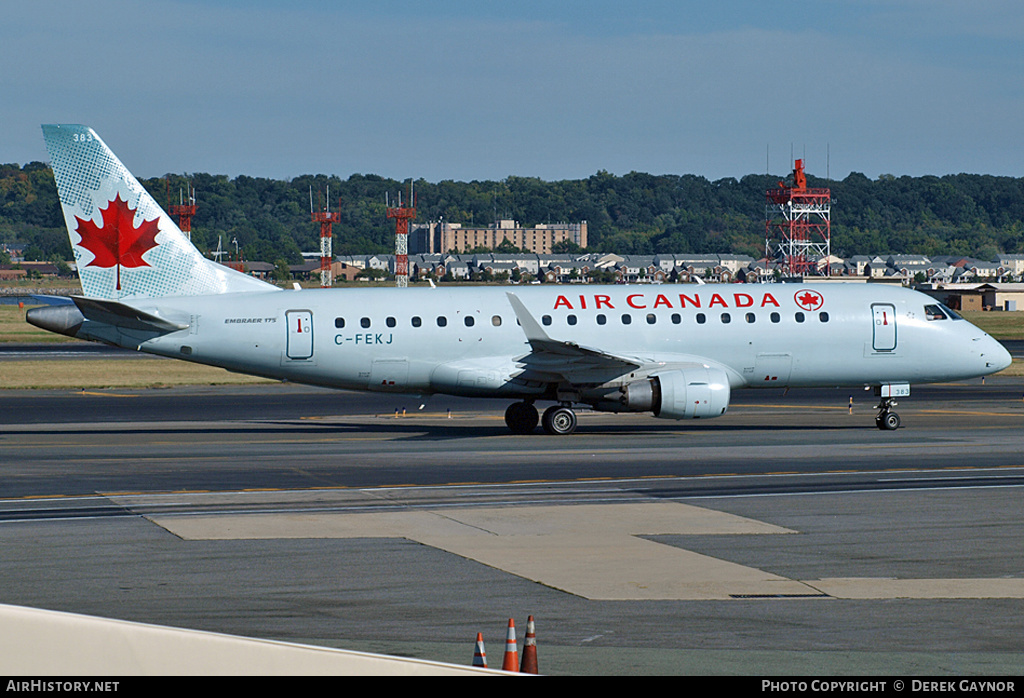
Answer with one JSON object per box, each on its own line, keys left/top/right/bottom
{"left": 114, "top": 283, "right": 1005, "bottom": 398}
{"left": 34, "top": 124, "right": 1012, "bottom": 434}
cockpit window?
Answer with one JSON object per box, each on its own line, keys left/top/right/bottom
{"left": 924, "top": 303, "right": 964, "bottom": 321}
{"left": 941, "top": 303, "right": 963, "bottom": 320}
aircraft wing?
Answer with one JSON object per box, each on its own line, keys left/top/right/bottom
{"left": 505, "top": 292, "right": 642, "bottom": 383}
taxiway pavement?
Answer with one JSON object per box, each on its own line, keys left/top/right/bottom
{"left": 1, "top": 379, "right": 1022, "bottom": 674}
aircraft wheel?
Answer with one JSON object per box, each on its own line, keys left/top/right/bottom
{"left": 542, "top": 405, "right": 577, "bottom": 436}
{"left": 877, "top": 412, "right": 901, "bottom": 431}
{"left": 504, "top": 402, "right": 538, "bottom": 434}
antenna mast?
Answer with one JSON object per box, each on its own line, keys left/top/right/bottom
{"left": 387, "top": 181, "right": 417, "bottom": 288}
{"left": 168, "top": 180, "right": 198, "bottom": 242}
{"left": 765, "top": 159, "right": 832, "bottom": 278}
{"left": 310, "top": 185, "right": 340, "bottom": 288}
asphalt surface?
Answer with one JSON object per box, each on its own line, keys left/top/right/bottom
{"left": 0, "top": 378, "right": 1023, "bottom": 675}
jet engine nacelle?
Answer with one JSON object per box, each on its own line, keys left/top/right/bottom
{"left": 653, "top": 366, "right": 730, "bottom": 420}
{"left": 589, "top": 366, "right": 730, "bottom": 420}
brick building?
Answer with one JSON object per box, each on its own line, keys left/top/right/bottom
{"left": 411, "top": 219, "right": 587, "bottom": 255}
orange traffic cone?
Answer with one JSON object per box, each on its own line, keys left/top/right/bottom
{"left": 520, "top": 615, "right": 538, "bottom": 674}
{"left": 472, "top": 632, "right": 487, "bottom": 668}
{"left": 501, "top": 618, "right": 519, "bottom": 672}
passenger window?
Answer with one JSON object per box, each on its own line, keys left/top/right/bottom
{"left": 542, "top": 315, "right": 552, "bottom": 326}
{"left": 334, "top": 317, "right": 345, "bottom": 329}
{"left": 819, "top": 312, "right": 829, "bottom": 323}
{"left": 411, "top": 316, "right": 422, "bottom": 327}
{"left": 464, "top": 316, "right": 475, "bottom": 327}
{"left": 386, "top": 316, "right": 396, "bottom": 328}
{"left": 597, "top": 314, "right": 607, "bottom": 325}
{"left": 646, "top": 313, "right": 656, "bottom": 325}
{"left": 721, "top": 313, "right": 731, "bottom": 324}
{"left": 361, "top": 317, "right": 371, "bottom": 328}
{"left": 745, "top": 312, "right": 755, "bottom": 324}
{"left": 567, "top": 314, "right": 577, "bottom": 326}
{"left": 795, "top": 312, "right": 805, "bottom": 323}
{"left": 671, "top": 313, "right": 681, "bottom": 324}
{"left": 491, "top": 315, "right": 502, "bottom": 326}
{"left": 696, "top": 313, "right": 706, "bottom": 324}
{"left": 437, "top": 316, "right": 447, "bottom": 327}
{"left": 621, "top": 314, "right": 632, "bottom": 325}
{"left": 770, "top": 312, "right": 780, "bottom": 323}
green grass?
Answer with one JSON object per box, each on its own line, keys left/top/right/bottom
{"left": 0, "top": 304, "right": 76, "bottom": 342}
{"left": 0, "top": 358, "right": 274, "bottom": 390}
{"left": 959, "top": 310, "right": 1024, "bottom": 340}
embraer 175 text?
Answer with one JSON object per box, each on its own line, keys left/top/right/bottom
{"left": 29, "top": 125, "right": 1012, "bottom": 434}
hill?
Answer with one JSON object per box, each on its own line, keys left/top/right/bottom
{"left": 3, "top": 162, "right": 1024, "bottom": 263}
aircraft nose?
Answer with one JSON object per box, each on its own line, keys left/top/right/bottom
{"left": 980, "top": 336, "right": 1012, "bottom": 373}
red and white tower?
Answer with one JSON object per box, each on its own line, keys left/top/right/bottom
{"left": 311, "top": 189, "right": 340, "bottom": 288}
{"left": 169, "top": 184, "right": 197, "bottom": 242}
{"left": 765, "top": 159, "right": 831, "bottom": 277}
{"left": 387, "top": 188, "right": 416, "bottom": 288}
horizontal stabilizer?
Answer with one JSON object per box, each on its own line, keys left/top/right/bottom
{"left": 29, "top": 295, "right": 75, "bottom": 306}
{"left": 71, "top": 296, "right": 188, "bottom": 333}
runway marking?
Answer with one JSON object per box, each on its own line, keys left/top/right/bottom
{"left": 76, "top": 391, "right": 139, "bottom": 398}
{"left": 731, "top": 403, "right": 850, "bottom": 410}
{"left": 731, "top": 404, "right": 1024, "bottom": 418}
{"left": 4, "top": 465, "right": 1024, "bottom": 505}
{"left": 919, "top": 409, "right": 1024, "bottom": 418}
{"left": 143, "top": 499, "right": 1024, "bottom": 602}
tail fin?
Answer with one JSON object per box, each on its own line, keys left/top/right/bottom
{"left": 42, "top": 124, "right": 275, "bottom": 300}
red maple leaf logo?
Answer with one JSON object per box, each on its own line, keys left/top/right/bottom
{"left": 794, "top": 289, "right": 824, "bottom": 311}
{"left": 75, "top": 194, "right": 160, "bottom": 290}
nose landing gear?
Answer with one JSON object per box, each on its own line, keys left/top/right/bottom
{"left": 875, "top": 397, "right": 901, "bottom": 431}
{"left": 873, "top": 383, "right": 909, "bottom": 431}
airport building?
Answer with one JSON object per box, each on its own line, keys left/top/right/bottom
{"left": 410, "top": 219, "right": 587, "bottom": 255}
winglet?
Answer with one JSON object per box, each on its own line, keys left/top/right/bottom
{"left": 505, "top": 291, "right": 642, "bottom": 372}
{"left": 506, "top": 292, "right": 551, "bottom": 345}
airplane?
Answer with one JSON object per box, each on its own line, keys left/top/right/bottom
{"left": 28, "top": 124, "right": 1012, "bottom": 435}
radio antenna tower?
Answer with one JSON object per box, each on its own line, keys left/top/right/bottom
{"left": 387, "top": 182, "right": 416, "bottom": 288}
{"left": 311, "top": 186, "right": 340, "bottom": 288}
{"left": 765, "top": 159, "right": 831, "bottom": 277}
{"left": 168, "top": 181, "right": 197, "bottom": 242}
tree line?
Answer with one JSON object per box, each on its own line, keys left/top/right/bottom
{"left": 3, "top": 161, "right": 1024, "bottom": 265}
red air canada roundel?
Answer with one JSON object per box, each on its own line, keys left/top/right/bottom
{"left": 794, "top": 289, "right": 824, "bottom": 311}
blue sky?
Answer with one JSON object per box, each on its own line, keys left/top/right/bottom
{"left": 4, "top": 1, "right": 1023, "bottom": 182}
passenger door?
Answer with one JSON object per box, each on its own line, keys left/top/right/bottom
{"left": 871, "top": 303, "right": 897, "bottom": 352}
{"left": 285, "top": 309, "right": 314, "bottom": 360}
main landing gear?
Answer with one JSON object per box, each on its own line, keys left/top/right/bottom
{"left": 504, "top": 401, "right": 578, "bottom": 435}
{"left": 875, "top": 397, "right": 901, "bottom": 431}
{"left": 541, "top": 404, "right": 578, "bottom": 436}
{"left": 504, "top": 401, "right": 538, "bottom": 434}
